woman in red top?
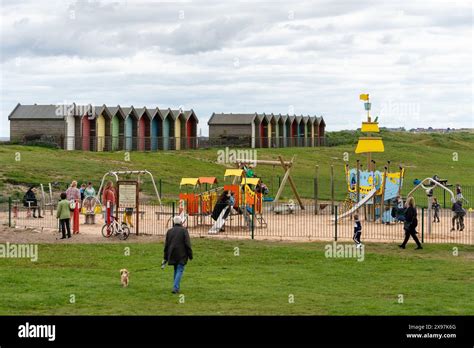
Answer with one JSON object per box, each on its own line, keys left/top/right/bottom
{"left": 102, "top": 181, "right": 116, "bottom": 221}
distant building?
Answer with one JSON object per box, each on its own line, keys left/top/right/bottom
{"left": 8, "top": 103, "right": 198, "bottom": 151}
{"left": 208, "top": 112, "right": 326, "bottom": 148}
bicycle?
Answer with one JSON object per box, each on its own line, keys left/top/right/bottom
{"left": 101, "top": 215, "right": 130, "bottom": 240}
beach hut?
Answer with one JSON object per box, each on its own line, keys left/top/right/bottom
{"left": 95, "top": 105, "right": 111, "bottom": 152}
{"left": 136, "top": 107, "right": 151, "bottom": 151}
{"left": 107, "top": 106, "right": 125, "bottom": 151}
{"left": 161, "top": 108, "right": 175, "bottom": 150}
{"left": 171, "top": 109, "right": 186, "bottom": 150}
{"left": 122, "top": 107, "right": 138, "bottom": 151}
{"left": 81, "top": 105, "right": 95, "bottom": 151}
{"left": 184, "top": 110, "right": 198, "bottom": 149}
{"left": 149, "top": 108, "right": 163, "bottom": 151}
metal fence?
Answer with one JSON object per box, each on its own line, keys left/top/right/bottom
{"left": 3, "top": 198, "right": 472, "bottom": 245}
{"left": 15, "top": 135, "right": 330, "bottom": 151}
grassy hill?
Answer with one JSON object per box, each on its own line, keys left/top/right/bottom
{"left": 0, "top": 131, "right": 473, "bottom": 202}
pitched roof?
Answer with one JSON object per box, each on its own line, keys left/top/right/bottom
{"left": 135, "top": 107, "right": 151, "bottom": 119}
{"left": 208, "top": 113, "right": 257, "bottom": 125}
{"left": 8, "top": 104, "right": 64, "bottom": 120}
{"left": 121, "top": 106, "right": 137, "bottom": 118}
{"left": 148, "top": 107, "right": 163, "bottom": 120}
{"left": 184, "top": 110, "right": 199, "bottom": 123}
{"left": 159, "top": 108, "right": 171, "bottom": 119}
{"left": 8, "top": 104, "right": 198, "bottom": 122}
{"left": 106, "top": 106, "right": 126, "bottom": 118}
{"left": 170, "top": 109, "right": 183, "bottom": 120}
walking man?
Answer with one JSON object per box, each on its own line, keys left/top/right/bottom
{"left": 163, "top": 216, "right": 193, "bottom": 294}
{"left": 399, "top": 197, "right": 423, "bottom": 250}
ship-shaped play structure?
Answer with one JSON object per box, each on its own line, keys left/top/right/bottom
{"left": 337, "top": 94, "right": 405, "bottom": 221}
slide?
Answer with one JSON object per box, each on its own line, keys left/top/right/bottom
{"left": 332, "top": 188, "right": 377, "bottom": 221}
{"left": 208, "top": 206, "right": 229, "bottom": 234}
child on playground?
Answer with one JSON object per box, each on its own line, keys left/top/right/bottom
{"left": 353, "top": 214, "right": 362, "bottom": 248}
{"left": 56, "top": 192, "right": 71, "bottom": 239}
{"left": 451, "top": 200, "right": 466, "bottom": 232}
{"left": 432, "top": 197, "right": 440, "bottom": 223}
{"left": 79, "top": 183, "right": 86, "bottom": 201}
{"left": 455, "top": 184, "right": 463, "bottom": 201}
{"left": 123, "top": 208, "right": 134, "bottom": 227}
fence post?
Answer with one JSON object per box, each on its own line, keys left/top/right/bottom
{"left": 8, "top": 197, "right": 12, "bottom": 228}
{"left": 172, "top": 201, "right": 175, "bottom": 218}
{"left": 334, "top": 205, "right": 338, "bottom": 241}
{"left": 314, "top": 165, "right": 319, "bottom": 215}
{"left": 250, "top": 194, "right": 255, "bottom": 240}
{"left": 421, "top": 207, "right": 424, "bottom": 243}
{"left": 330, "top": 165, "right": 335, "bottom": 215}
{"left": 159, "top": 179, "right": 162, "bottom": 198}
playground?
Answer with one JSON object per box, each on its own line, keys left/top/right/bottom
{"left": 1, "top": 95, "right": 472, "bottom": 245}
{"left": 0, "top": 95, "right": 473, "bottom": 318}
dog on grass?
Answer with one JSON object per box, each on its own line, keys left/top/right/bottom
{"left": 120, "top": 269, "right": 129, "bottom": 287}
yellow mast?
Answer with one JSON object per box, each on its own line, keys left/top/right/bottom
{"left": 355, "top": 93, "right": 384, "bottom": 172}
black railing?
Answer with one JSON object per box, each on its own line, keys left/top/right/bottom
{"left": 17, "top": 135, "right": 329, "bottom": 151}
{"left": 4, "top": 198, "right": 472, "bottom": 245}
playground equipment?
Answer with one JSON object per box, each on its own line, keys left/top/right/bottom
{"left": 335, "top": 94, "right": 405, "bottom": 221}
{"left": 40, "top": 183, "right": 55, "bottom": 215}
{"left": 178, "top": 177, "right": 220, "bottom": 225}
{"left": 219, "top": 169, "right": 267, "bottom": 230}
{"left": 407, "top": 177, "right": 456, "bottom": 235}
{"left": 232, "top": 155, "right": 304, "bottom": 210}
{"left": 96, "top": 170, "right": 162, "bottom": 234}
{"left": 96, "top": 170, "right": 162, "bottom": 204}
{"left": 81, "top": 196, "right": 102, "bottom": 224}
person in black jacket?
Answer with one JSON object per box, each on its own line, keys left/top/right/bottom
{"left": 23, "top": 186, "right": 43, "bottom": 218}
{"left": 399, "top": 197, "right": 422, "bottom": 250}
{"left": 451, "top": 200, "right": 466, "bottom": 231}
{"left": 211, "top": 190, "right": 231, "bottom": 231}
{"left": 163, "top": 216, "right": 193, "bottom": 294}
{"left": 353, "top": 214, "right": 362, "bottom": 248}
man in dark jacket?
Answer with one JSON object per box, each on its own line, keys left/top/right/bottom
{"left": 23, "top": 186, "right": 43, "bottom": 218}
{"left": 163, "top": 216, "right": 193, "bottom": 294}
{"left": 451, "top": 200, "right": 466, "bottom": 231}
{"left": 399, "top": 197, "right": 422, "bottom": 250}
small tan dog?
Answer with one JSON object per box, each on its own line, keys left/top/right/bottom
{"left": 120, "top": 269, "right": 129, "bottom": 287}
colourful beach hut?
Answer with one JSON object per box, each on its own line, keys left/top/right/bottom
{"left": 95, "top": 105, "right": 111, "bottom": 152}
{"left": 161, "top": 108, "right": 174, "bottom": 150}
{"left": 184, "top": 110, "right": 198, "bottom": 149}
{"left": 122, "top": 107, "right": 138, "bottom": 151}
{"left": 149, "top": 108, "right": 163, "bottom": 151}
{"left": 136, "top": 107, "right": 151, "bottom": 151}
{"left": 108, "top": 106, "right": 125, "bottom": 151}
{"left": 81, "top": 105, "right": 95, "bottom": 151}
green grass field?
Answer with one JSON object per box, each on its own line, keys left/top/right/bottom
{"left": 0, "top": 239, "right": 472, "bottom": 315}
{"left": 1, "top": 131, "right": 473, "bottom": 201}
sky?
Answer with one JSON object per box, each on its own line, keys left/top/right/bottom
{"left": 0, "top": 0, "right": 472, "bottom": 137}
